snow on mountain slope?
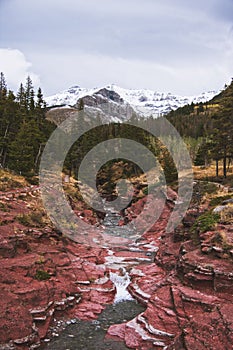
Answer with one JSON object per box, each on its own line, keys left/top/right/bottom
{"left": 45, "top": 84, "right": 218, "bottom": 117}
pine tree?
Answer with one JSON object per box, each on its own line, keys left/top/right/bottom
{"left": 0, "top": 72, "right": 7, "bottom": 100}
{"left": 34, "top": 87, "right": 47, "bottom": 125}
{"left": 24, "top": 76, "right": 35, "bottom": 113}
{"left": 0, "top": 90, "right": 19, "bottom": 167}
{"left": 194, "top": 139, "right": 212, "bottom": 167}
{"left": 0, "top": 74, "right": 55, "bottom": 172}
{"left": 210, "top": 93, "right": 233, "bottom": 178}
{"left": 159, "top": 145, "right": 178, "bottom": 184}
{"left": 214, "top": 118, "right": 232, "bottom": 178}
{"left": 29, "top": 89, "right": 35, "bottom": 111}
{"left": 8, "top": 120, "right": 44, "bottom": 176}
{"left": 36, "top": 87, "right": 44, "bottom": 108}
{"left": 16, "top": 83, "right": 26, "bottom": 109}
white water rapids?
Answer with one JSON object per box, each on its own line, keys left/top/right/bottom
{"left": 109, "top": 268, "right": 134, "bottom": 303}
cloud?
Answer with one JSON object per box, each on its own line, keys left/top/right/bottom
{"left": 1, "top": 0, "right": 231, "bottom": 62}
{"left": 0, "top": 48, "right": 40, "bottom": 91}
{"left": 28, "top": 50, "right": 231, "bottom": 96}
{"left": 0, "top": 0, "right": 232, "bottom": 95}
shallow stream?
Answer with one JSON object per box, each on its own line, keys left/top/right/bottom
{"left": 40, "top": 206, "right": 148, "bottom": 350}
{"left": 40, "top": 300, "right": 145, "bottom": 350}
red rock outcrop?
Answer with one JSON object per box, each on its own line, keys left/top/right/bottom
{"left": 0, "top": 183, "right": 233, "bottom": 350}
{"left": 106, "top": 188, "right": 233, "bottom": 350}
{"left": 0, "top": 187, "right": 117, "bottom": 349}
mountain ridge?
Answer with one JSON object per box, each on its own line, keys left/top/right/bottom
{"left": 45, "top": 84, "right": 219, "bottom": 117}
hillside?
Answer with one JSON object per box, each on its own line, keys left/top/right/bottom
{"left": 167, "top": 80, "right": 233, "bottom": 182}
{"left": 167, "top": 79, "right": 233, "bottom": 134}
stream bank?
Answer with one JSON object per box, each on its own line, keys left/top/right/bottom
{"left": 39, "top": 206, "right": 155, "bottom": 350}
{"left": 0, "top": 183, "right": 233, "bottom": 349}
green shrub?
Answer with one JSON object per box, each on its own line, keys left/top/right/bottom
{"left": 35, "top": 269, "right": 51, "bottom": 281}
{"left": 17, "top": 211, "right": 45, "bottom": 227}
{"left": 191, "top": 211, "right": 220, "bottom": 233}
{"left": 0, "top": 176, "right": 24, "bottom": 191}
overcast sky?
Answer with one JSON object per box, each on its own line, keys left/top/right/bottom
{"left": 0, "top": 0, "right": 233, "bottom": 96}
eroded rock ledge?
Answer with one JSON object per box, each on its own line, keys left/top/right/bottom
{"left": 106, "top": 186, "right": 233, "bottom": 349}
{"left": 0, "top": 184, "right": 232, "bottom": 349}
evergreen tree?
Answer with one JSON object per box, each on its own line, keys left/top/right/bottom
{"left": 34, "top": 87, "right": 47, "bottom": 125}
{"left": 24, "top": 76, "right": 34, "bottom": 113}
{"left": 211, "top": 108, "right": 233, "bottom": 178}
{"left": 0, "top": 89, "right": 19, "bottom": 167}
{"left": 0, "top": 73, "right": 55, "bottom": 174}
{"left": 8, "top": 120, "right": 44, "bottom": 176}
{"left": 208, "top": 82, "right": 233, "bottom": 177}
{"left": 159, "top": 145, "right": 178, "bottom": 184}
{"left": 29, "top": 88, "right": 35, "bottom": 111}
{"left": 0, "top": 72, "right": 7, "bottom": 100}
{"left": 16, "top": 83, "right": 26, "bottom": 110}
{"left": 36, "top": 87, "right": 44, "bottom": 108}
{"left": 194, "top": 139, "right": 212, "bottom": 167}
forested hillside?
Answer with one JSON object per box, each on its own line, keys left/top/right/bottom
{"left": 1, "top": 70, "right": 232, "bottom": 184}
{"left": 0, "top": 73, "right": 55, "bottom": 177}
{"left": 0, "top": 72, "right": 178, "bottom": 186}
{"left": 167, "top": 80, "right": 233, "bottom": 178}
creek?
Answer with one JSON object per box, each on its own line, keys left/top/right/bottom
{"left": 40, "top": 206, "right": 151, "bottom": 350}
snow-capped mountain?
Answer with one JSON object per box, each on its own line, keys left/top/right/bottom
{"left": 45, "top": 84, "right": 218, "bottom": 117}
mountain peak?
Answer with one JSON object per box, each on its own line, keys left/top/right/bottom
{"left": 45, "top": 84, "right": 219, "bottom": 117}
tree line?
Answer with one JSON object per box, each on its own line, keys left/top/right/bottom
{"left": 167, "top": 81, "right": 233, "bottom": 178}
{"left": 0, "top": 72, "right": 55, "bottom": 177}
{"left": 0, "top": 72, "right": 178, "bottom": 185}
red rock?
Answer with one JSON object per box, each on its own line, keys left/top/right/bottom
{"left": 124, "top": 324, "right": 142, "bottom": 348}
{"left": 0, "top": 184, "right": 232, "bottom": 350}
{"left": 118, "top": 219, "right": 125, "bottom": 226}
{"left": 106, "top": 323, "right": 126, "bottom": 340}
{"left": 73, "top": 300, "right": 105, "bottom": 320}
{"left": 89, "top": 289, "right": 115, "bottom": 304}
{"left": 82, "top": 261, "right": 105, "bottom": 280}
{"left": 0, "top": 292, "right": 33, "bottom": 343}
{"left": 0, "top": 240, "right": 15, "bottom": 258}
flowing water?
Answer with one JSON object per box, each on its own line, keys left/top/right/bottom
{"left": 39, "top": 300, "right": 145, "bottom": 350}
{"left": 109, "top": 269, "right": 134, "bottom": 303}
{"left": 102, "top": 205, "right": 138, "bottom": 240}
{"left": 39, "top": 206, "right": 149, "bottom": 350}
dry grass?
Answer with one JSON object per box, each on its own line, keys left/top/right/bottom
{"left": 15, "top": 195, "right": 53, "bottom": 228}
{"left": 219, "top": 204, "right": 233, "bottom": 224}
{"left": 0, "top": 169, "right": 28, "bottom": 191}
{"left": 213, "top": 231, "right": 233, "bottom": 251}
{"left": 193, "top": 163, "right": 233, "bottom": 187}
{"left": 63, "top": 176, "right": 95, "bottom": 207}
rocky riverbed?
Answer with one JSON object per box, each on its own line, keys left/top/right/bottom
{"left": 39, "top": 300, "right": 146, "bottom": 350}
{"left": 0, "top": 183, "right": 233, "bottom": 349}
